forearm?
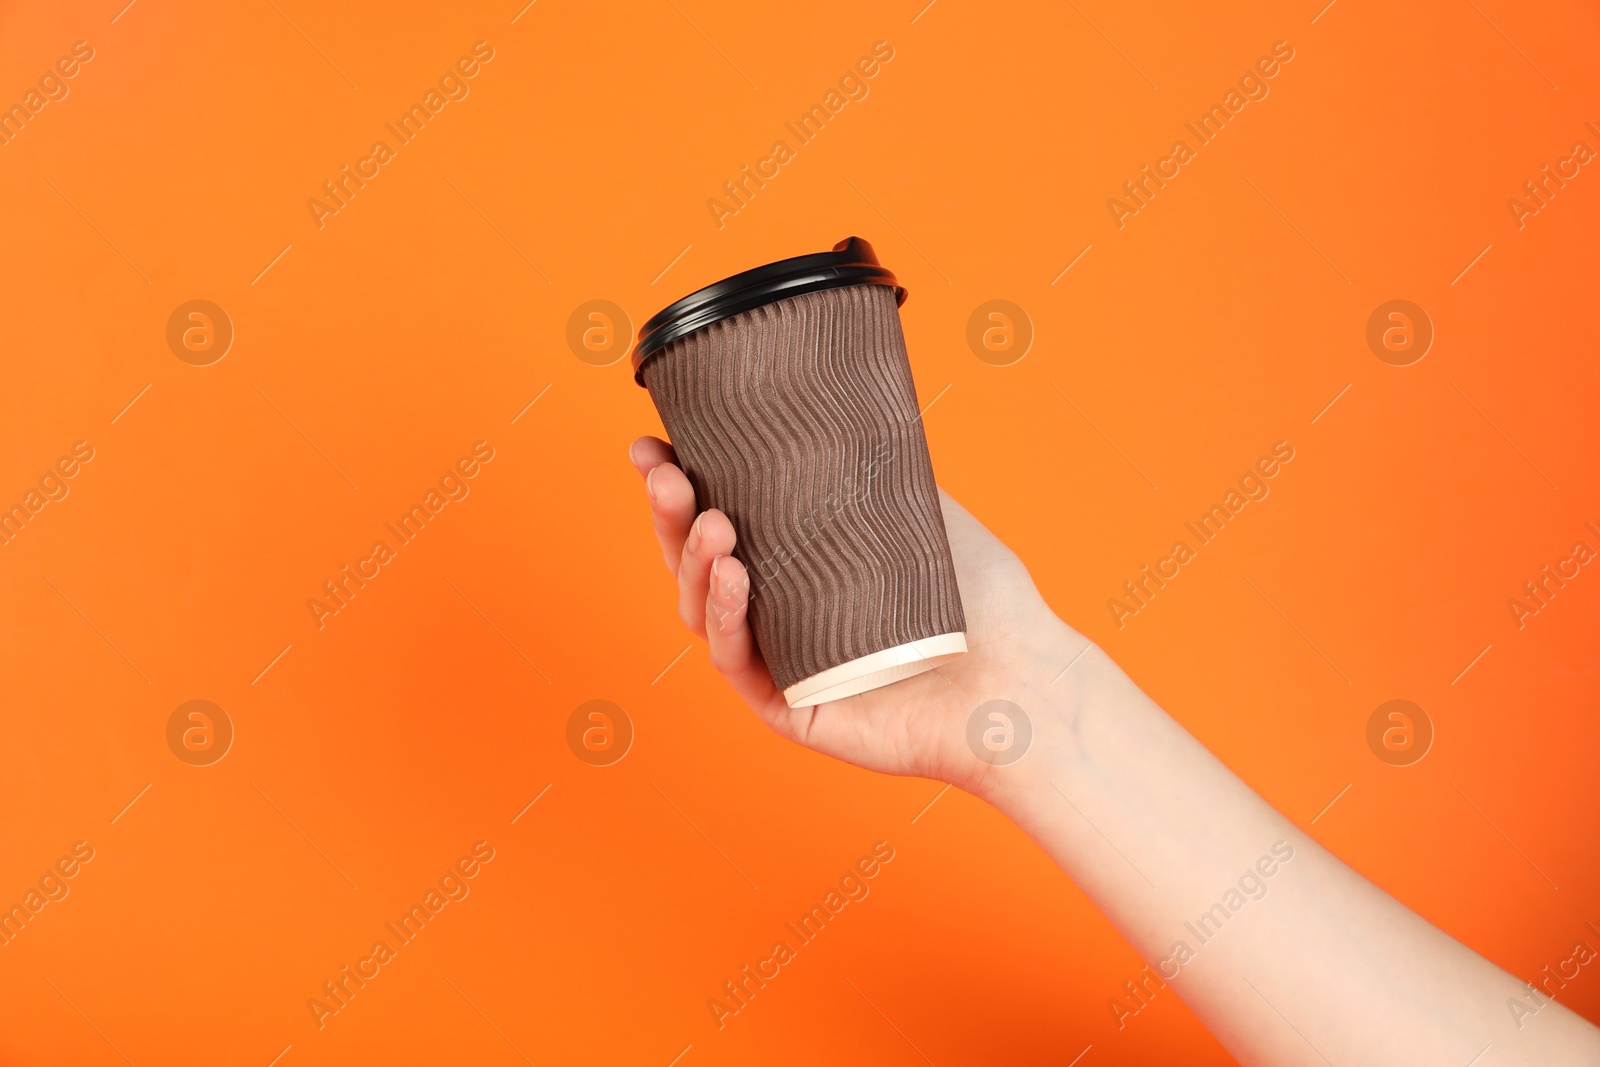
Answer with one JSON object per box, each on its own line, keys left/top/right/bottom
{"left": 983, "top": 623, "right": 1600, "bottom": 1065}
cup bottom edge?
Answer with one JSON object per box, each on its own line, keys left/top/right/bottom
{"left": 782, "top": 632, "right": 968, "bottom": 708}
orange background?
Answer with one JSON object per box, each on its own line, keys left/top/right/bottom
{"left": 2, "top": 0, "right": 1598, "bottom": 1063}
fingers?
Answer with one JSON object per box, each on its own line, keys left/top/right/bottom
{"left": 677, "top": 509, "right": 736, "bottom": 636}
{"left": 630, "top": 435, "right": 782, "bottom": 714}
{"left": 628, "top": 435, "right": 676, "bottom": 474}
{"left": 704, "top": 554, "right": 783, "bottom": 711}
{"left": 630, "top": 437, "right": 697, "bottom": 575}
{"left": 705, "top": 553, "right": 751, "bottom": 639}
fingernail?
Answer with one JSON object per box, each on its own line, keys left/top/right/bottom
{"left": 712, "top": 556, "right": 740, "bottom": 599}
{"left": 711, "top": 558, "right": 741, "bottom": 630}
{"left": 628, "top": 440, "right": 642, "bottom": 468}
{"left": 645, "top": 466, "right": 659, "bottom": 503}
{"left": 690, "top": 513, "right": 705, "bottom": 547}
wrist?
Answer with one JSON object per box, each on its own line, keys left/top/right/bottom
{"left": 959, "top": 618, "right": 1098, "bottom": 813}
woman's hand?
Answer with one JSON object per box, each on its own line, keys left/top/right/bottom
{"left": 629, "top": 435, "right": 1085, "bottom": 798}
{"left": 632, "top": 436, "right": 1600, "bottom": 1067}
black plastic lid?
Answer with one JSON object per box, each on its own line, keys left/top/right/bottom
{"left": 631, "top": 236, "right": 907, "bottom": 385}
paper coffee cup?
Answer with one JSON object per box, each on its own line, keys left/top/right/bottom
{"left": 633, "top": 237, "right": 966, "bottom": 707}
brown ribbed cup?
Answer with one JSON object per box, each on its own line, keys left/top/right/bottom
{"left": 640, "top": 282, "right": 965, "bottom": 700}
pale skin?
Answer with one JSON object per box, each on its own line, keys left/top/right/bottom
{"left": 630, "top": 435, "right": 1600, "bottom": 1066}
